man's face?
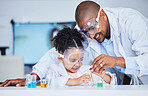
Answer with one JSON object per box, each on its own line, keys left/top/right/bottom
{"left": 78, "top": 11, "right": 108, "bottom": 43}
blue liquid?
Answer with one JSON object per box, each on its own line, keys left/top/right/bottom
{"left": 27, "top": 82, "right": 36, "bottom": 88}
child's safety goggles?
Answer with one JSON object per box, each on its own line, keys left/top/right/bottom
{"left": 59, "top": 48, "right": 89, "bottom": 65}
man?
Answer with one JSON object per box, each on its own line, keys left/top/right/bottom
{"left": 75, "top": 1, "right": 148, "bottom": 84}
{"left": 1, "top": 1, "right": 147, "bottom": 87}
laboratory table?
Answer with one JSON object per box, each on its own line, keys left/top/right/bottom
{"left": 0, "top": 85, "right": 148, "bottom": 96}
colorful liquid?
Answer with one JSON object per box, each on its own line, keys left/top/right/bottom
{"left": 27, "top": 82, "right": 36, "bottom": 88}
{"left": 40, "top": 83, "right": 47, "bottom": 88}
{"left": 97, "top": 83, "right": 103, "bottom": 87}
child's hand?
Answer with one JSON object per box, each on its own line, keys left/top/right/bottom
{"left": 76, "top": 74, "right": 91, "bottom": 85}
{"left": 66, "top": 74, "right": 91, "bottom": 86}
{"left": 91, "top": 69, "right": 106, "bottom": 78}
{"left": 90, "top": 69, "right": 112, "bottom": 84}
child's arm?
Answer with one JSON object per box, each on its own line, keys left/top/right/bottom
{"left": 92, "top": 70, "right": 111, "bottom": 84}
{"left": 66, "top": 74, "right": 91, "bottom": 86}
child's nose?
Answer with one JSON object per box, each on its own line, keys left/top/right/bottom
{"left": 74, "top": 62, "right": 81, "bottom": 67}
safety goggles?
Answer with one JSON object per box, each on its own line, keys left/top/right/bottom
{"left": 80, "top": 8, "right": 102, "bottom": 36}
{"left": 59, "top": 48, "right": 89, "bottom": 65}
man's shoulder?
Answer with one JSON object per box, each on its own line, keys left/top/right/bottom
{"left": 104, "top": 7, "right": 140, "bottom": 18}
{"left": 104, "top": 7, "right": 138, "bottom": 13}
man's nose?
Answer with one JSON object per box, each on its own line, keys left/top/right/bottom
{"left": 89, "top": 34, "right": 95, "bottom": 39}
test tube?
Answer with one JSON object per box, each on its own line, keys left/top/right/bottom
{"left": 89, "top": 71, "right": 95, "bottom": 86}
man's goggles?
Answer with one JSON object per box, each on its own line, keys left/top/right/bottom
{"left": 80, "top": 8, "right": 102, "bottom": 35}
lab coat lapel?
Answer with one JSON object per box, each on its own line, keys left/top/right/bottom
{"left": 106, "top": 9, "right": 126, "bottom": 57}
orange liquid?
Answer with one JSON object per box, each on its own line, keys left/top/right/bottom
{"left": 40, "top": 83, "right": 47, "bottom": 88}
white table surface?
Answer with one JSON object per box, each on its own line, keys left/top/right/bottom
{"left": 0, "top": 85, "right": 148, "bottom": 96}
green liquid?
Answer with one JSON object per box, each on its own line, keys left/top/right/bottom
{"left": 97, "top": 83, "right": 103, "bottom": 87}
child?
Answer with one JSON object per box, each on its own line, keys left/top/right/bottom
{"left": 46, "top": 28, "right": 113, "bottom": 86}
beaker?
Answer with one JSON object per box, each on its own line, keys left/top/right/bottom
{"left": 46, "top": 70, "right": 57, "bottom": 87}
{"left": 130, "top": 73, "right": 139, "bottom": 86}
{"left": 97, "top": 78, "right": 103, "bottom": 87}
{"left": 83, "top": 69, "right": 94, "bottom": 86}
{"left": 26, "top": 74, "right": 36, "bottom": 88}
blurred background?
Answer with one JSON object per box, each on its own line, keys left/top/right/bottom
{"left": 0, "top": 0, "right": 148, "bottom": 81}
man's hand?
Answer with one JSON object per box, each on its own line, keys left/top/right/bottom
{"left": 0, "top": 79, "right": 26, "bottom": 87}
{"left": 91, "top": 54, "right": 125, "bottom": 73}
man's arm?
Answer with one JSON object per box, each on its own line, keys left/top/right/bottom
{"left": 0, "top": 73, "right": 39, "bottom": 87}
{"left": 123, "top": 14, "right": 148, "bottom": 76}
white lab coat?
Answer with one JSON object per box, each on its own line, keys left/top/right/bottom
{"left": 100, "top": 8, "right": 148, "bottom": 84}
{"left": 33, "top": 7, "right": 148, "bottom": 84}
{"left": 75, "top": 8, "right": 148, "bottom": 84}
{"left": 46, "top": 63, "right": 109, "bottom": 86}
{"left": 32, "top": 48, "right": 60, "bottom": 78}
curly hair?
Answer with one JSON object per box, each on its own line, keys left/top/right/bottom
{"left": 52, "top": 27, "right": 86, "bottom": 53}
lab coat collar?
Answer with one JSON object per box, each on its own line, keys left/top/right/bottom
{"left": 104, "top": 8, "right": 126, "bottom": 57}
{"left": 103, "top": 8, "right": 120, "bottom": 37}
{"left": 102, "top": 32, "right": 113, "bottom": 45}
{"left": 89, "top": 39, "right": 102, "bottom": 54}
{"left": 104, "top": 8, "right": 120, "bottom": 39}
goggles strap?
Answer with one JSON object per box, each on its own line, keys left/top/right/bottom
{"left": 96, "top": 7, "right": 102, "bottom": 22}
{"left": 72, "top": 39, "right": 78, "bottom": 48}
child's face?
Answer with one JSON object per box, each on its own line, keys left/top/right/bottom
{"left": 63, "top": 53, "right": 83, "bottom": 73}
{"left": 58, "top": 48, "right": 85, "bottom": 73}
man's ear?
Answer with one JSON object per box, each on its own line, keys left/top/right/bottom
{"left": 101, "top": 10, "right": 107, "bottom": 21}
{"left": 58, "top": 56, "right": 64, "bottom": 63}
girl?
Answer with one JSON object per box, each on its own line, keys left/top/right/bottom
{"left": 46, "top": 28, "right": 113, "bottom": 86}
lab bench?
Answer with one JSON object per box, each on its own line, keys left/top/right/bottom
{"left": 0, "top": 85, "right": 148, "bottom": 96}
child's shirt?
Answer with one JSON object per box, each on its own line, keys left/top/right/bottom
{"left": 67, "top": 72, "right": 77, "bottom": 78}
{"left": 46, "top": 63, "right": 113, "bottom": 86}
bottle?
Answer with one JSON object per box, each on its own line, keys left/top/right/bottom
{"left": 40, "top": 79, "right": 47, "bottom": 88}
